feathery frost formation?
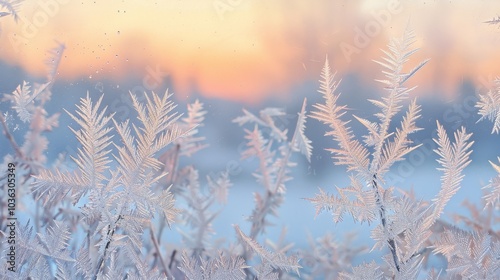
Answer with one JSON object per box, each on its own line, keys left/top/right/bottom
{"left": 1, "top": 18, "right": 500, "bottom": 279}
{"left": 307, "top": 27, "right": 498, "bottom": 279}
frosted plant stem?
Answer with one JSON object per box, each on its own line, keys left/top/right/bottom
{"left": 35, "top": 201, "right": 40, "bottom": 233}
{"left": 0, "top": 111, "right": 23, "bottom": 158}
{"left": 250, "top": 190, "right": 274, "bottom": 240}
{"left": 93, "top": 215, "right": 122, "bottom": 280}
{"left": 168, "top": 250, "right": 177, "bottom": 270}
{"left": 404, "top": 248, "right": 427, "bottom": 264}
{"left": 372, "top": 174, "right": 400, "bottom": 272}
{"left": 242, "top": 104, "right": 308, "bottom": 279}
{"left": 149, "top": 224, "right": 172, "bottom": 278}
{"left": 249, "top": 117, "right": 300, "bottom": 240}
{"left": 243, "top": 191, "right": 281, "bottom": 279}
{"left": 244, "top": 143, "right": 295, "bottom": 279}
{"left": 157, "top": 219, "right": 165, "bottom": 245}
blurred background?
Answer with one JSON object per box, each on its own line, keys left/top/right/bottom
{"left": 1, "top": 0, "right": 500, "bottom": 268}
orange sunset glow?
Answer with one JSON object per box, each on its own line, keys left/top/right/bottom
{"left": 1, "top": 0, "right": 500, "bottom": 102}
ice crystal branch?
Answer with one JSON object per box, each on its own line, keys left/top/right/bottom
{"left": 310, "top": 27, "right": 428, "bottom": 275}
{"left": 234, "top": 225, "right": 301, "bottom": 276}
{"left": 8, "top": 81, "right": 48, "bottom": 123}
{"left": 174, "top": 99, "right": 208, "bottom": 157}
{"left": 310, "top": 59, "right": 370, "bottom": 177}
{"left": 32, "top": 93, "right": 114, "bottom": 206}
{"left": 476, "top": 78, "right": 500, "bottom": 207}
{"left": 306, "top": 176, "right": 377, "bottom": 224}
{"left": 476, "top": 78, "right": 500, "bottom": 134}
{"left": 423, "top": 122, "right": 473, "bottom": 229}
{"left": 484, "top": 159, "right": 500, "bottom": 207}
{"left": 178, "top": 167, "right": 231, "bottom": 259}
{"left": 30, "top": 91, "right": 184, "bottom": 279}
{"left": 235, "top": 99, "right": 312, "bottom": 240}
{"left": 233, "top": 99, "right": 311, "bottom": 279}
{"left": 0, "top": 221, "right": 73, "bottom": 279}
{"left": 369, "top": 27, "right": 429, "bottom": 177}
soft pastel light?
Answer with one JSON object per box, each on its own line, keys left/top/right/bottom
{"left": 1, "top": 0, "right": 499, "bottom": 102}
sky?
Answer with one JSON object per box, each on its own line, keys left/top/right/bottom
{"left": 1, "top": 0, "right": 500, "bottom": 103}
